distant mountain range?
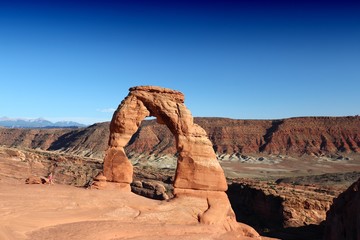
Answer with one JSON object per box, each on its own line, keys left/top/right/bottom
{"left": 0, "top": 117, "right": 86, "bottom": 128}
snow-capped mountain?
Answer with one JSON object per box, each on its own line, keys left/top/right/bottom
{"left": 53, "top": 121, "right": 87, "bottom": 128}
{"left": 0, "top": 117, "right": 86, "bottom": 128}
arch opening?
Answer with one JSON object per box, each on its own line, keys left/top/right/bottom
{"left": 128, "top": 116, "right": 177, "bottom": 200}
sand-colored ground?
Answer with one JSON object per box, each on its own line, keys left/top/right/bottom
{"left": 0, "top": 183, "right": 269, "bottom": 240}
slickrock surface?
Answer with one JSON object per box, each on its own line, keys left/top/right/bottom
{"left": 324, "top": 177, "right": 360, "bottom": 240}
{"left": 0, "top": 183, "right": 263, "bottom": 240}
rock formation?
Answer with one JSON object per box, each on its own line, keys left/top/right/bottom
{"left": 131, "top": 180, "right": 170, "bottom": 200}
{"left": 324, "top": 177, "right": 360, "bottom": 240}
{"left": 25, "top": 176, "right": 48, "bottom": 184}
{"left": 0, "top": 146, "right": 102, "bottom": 186}
{"left": 227, "top": 179, "right": 338, "bottom": 230}
{"left": 1, "top": 116, "right": 359, "bottom": 159}
{"left": 90, "top": 172, "right": 107, "bottom": 189}
{"left": 126, "top": 116, "right": 360, "bottom": 157}
{"left": 103, "top": 86, "right": 227, "bottom": 191}
{"left": 101, "top": 86, "right": 257, "bottom": 236}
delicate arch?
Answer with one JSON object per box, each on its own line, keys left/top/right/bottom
{"left": 103, "top": 86, "right": 227, "bottom": 191}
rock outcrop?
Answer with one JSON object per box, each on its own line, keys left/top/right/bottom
{"left": 101, "top": 86, "right": 257, "bottom": 236}
{"left": 90, "top": 172, "right": 107, "bottom": 189}
{"left": 131, "top": 180, "right": 170, "bottom": 200}
{"left": 103, "top": 86, "right": 227, "bottom": 191}
{"left": 227, "top": 179, "right": 338, "bottom": 230}
{"left": 25, "top": 176, "right": 48, "bottom": 184}
{"left": 0, "top": 146, "right": 102, "bottom": 186}
{"left": 324, "top": 177, "right": 360, "bottom": 240}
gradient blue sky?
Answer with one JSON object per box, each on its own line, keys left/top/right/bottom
{"left": 1, "top": 0, "right": 359, "bottom": 124}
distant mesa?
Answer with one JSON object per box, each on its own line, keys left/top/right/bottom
{"left": 0, "top": 117, "right": 86, "bottom": 128}
{"left": 0, "top": 115, "right": 359, "bottom": 158}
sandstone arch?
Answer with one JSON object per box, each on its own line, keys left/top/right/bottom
{"left": 99, "top": 86, "right": 261, "bottom": 237}
{"left": 103, "top": 86, "right": 228, "bottom": 192}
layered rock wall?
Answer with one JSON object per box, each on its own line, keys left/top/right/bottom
{"left": 1, "top": 116, "right": 359, "bottom": 158}
{"left": 227, "top": 180, "right": 336, "bottom": 230}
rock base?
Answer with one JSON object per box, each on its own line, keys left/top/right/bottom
{"left": 174, "top": 188, "right": 260, "bottom": 238}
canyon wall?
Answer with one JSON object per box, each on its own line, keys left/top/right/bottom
{"left": 0, "top": 116, "right": 359, "bottom": 159}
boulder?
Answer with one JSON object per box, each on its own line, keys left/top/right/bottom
{"left": 91, "top": 172, "right": 107, "bottom": 189}
{"left": 131, "top": 180, "right": 169, "bottom": 200}
{"left": 25, "top": 176, "right": 47, "bottom": 184}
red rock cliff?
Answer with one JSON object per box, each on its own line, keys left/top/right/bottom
{"left": 0, "top": 116, "right": 359, "bottom": 158}
{"left": 127, "top": 116, "right": 360, "bottom": 157}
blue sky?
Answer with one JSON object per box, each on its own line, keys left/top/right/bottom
{"left": 1, "top": 1, "right": 359, "bottom": 124}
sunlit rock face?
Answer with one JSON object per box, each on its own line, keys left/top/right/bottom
{"left": 103, "top": 85, "right": 227, "bottom": 192}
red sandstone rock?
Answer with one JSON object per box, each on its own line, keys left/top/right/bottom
{"left": 93, "top": 172, "right": 106, "bottom": 182}
{"left": 131, "top": 180, "right": 170, "bottom": 200}
{"left": 101, "top": 86, "right": 250, "bottom": 235}
{"left": 227, "top": 179, "right": 338, "bottom": 230}
{"left": 261, "top": 117, "right": 360, "bottom": 155}
{"left": 125, "top": 116, "right": 360, "bottom": 157}
{"left": 25, "top": 176, "right": 47, "bottom": 184}
{"left": 1, "top": 116, "right": 359, "bottom": 158}
{"left": 91, "top": 172, "right": 107, "bottom": 189}
{"left": 103, "top": 86, "right": 227, "bottom": 191}
{"left": 174, "top": 188, "right": 260, "bottom": 237}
